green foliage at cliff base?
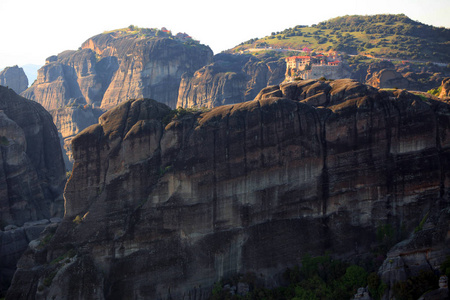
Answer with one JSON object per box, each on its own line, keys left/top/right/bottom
{"left": 210, "top": 254, "right": 387, "bottom": 300}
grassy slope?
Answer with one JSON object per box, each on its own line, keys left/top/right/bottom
{"left": 229, "top": 14, "right": 450, "bottom": 63}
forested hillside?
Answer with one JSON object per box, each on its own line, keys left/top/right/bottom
{"left": 231, "top": 14, "right": 450, "bottom": 63}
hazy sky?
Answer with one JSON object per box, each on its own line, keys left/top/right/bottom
{"left": 1, "top": 0, "right": 449, "bottom": 70}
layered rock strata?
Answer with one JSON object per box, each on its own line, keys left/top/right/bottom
{"left": 0, "top": 66, "right": 28, "bottom": 94}
{"left": 366, "top": 69, "right": 410, "bottom": 89}
{"left": 21, "top": 30, "right": 213, "bottom": 110}
{"left": 50, "top": 106, "right": 104, "bottom": 169}
{"left": 379, "top": 207, "right": 450, "bottom": 299}
{"left": 0, "top": 86, "right": 66, "bottom": 297}
{"left": 8, "top": 79, "right": 450, "bottom": 299}
{"left": 177, "top": 53, "right": 285, "bottom": 108}
{"left": 0, "top": 86, "right": 66, "bottom": 226}
{"left": 20, "top": 29, "right": 213, "bottom": 168}
{"left": 0, "top": 219, "right": 60, "bottom": 296}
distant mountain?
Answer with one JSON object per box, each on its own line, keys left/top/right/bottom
{"left": 22, "top": 26, "right": 213, "bottom": 110}
{"left": 0, "top": 66, "right": 28, "bottom": 94}
{"left": 230, "top": 14, "right": 450, "bottom": 63}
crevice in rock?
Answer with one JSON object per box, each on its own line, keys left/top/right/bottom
{"left": 318, "top": 108, "right": 330, "bottom": 216}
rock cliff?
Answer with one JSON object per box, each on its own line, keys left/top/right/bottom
{"left": 22, "top": 29, "right": 213, "bottom": 110}
{"left": 0, "top": 86, "right": 66, "bottom": 226}
{"left": 50, "top": 105, "right": 104, "bottom": 169}
{"left": 177, "top": 53, "right": 285, "bottom": 108}
{"left": 0, "top": 86, "right": 66, "bottom": 297}
{"left": 379, "top": 207, "right": 450, "bottom": 299}
{"left": 366, "top": 69, "right": 410, "bottom": 89}
{"left": 7, "top": 79, "right": 450, "bottom": 299}
{"left": 440, "top": 77, "right": 450, "bottom": 99}
{"left": 20, "top": 28, "right": 213, "bottom": 169}
{"left": 0, "top": 66, "right": 28, "bottom": 94}
{"left": 0, "top": 219, "right": 60, "bottom": 297}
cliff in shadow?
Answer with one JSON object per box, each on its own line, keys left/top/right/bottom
{"left": 0, "top": 86, "right": 65, "bottom": 297}
{"left": 7, "top": 79, "right": 450, "bottom": 299}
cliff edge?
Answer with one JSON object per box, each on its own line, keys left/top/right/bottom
{"left": 8, "top": 79, "right": 450, "bottom": 299}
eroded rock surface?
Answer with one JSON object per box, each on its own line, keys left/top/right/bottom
{"left": 366, "top": 69, "right": 410, "bottom": 89}
{"left": 379, "top": 208, "right": 450, "bottom": 299}
{"left": 50, "top": 105, "right": 104, "bottom": 169}
{"left": 8, "top": 79, "right": 450, "bottom": 299}
{"left": 177, "top": 53, "right": 285, "bottom": 108}
{"left": 22, "top": 30, "right": 213, "bottom": 110}
{"left": 0, "top": 86, "right": 66, "bottom": 226}
{"left": 0, "top": 66, "right": 28, "bottom": 94}
{"left": 0, "top": 86, "right": 65, "bottom": 297}
{"left": 440, "top": 77, "right": 450, "bottom": 99}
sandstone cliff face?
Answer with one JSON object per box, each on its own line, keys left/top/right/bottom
{"left": 22, "top": 31, "right": 213, "bottom": 110}
{"left": 366, "top": 69, "right": 410, "bottom": 89}
{"left": 21, "top": 50, "right": 109, "bottom": 110}
{"left": 351, "top": 60, "right": 447, "bottom": 92}
{"left": 0, "top": 86, "right": 66, "bottom": 297}
{"left": 21, "top": 29, "right": 212, "bottom": 169}
{"left": 8, "top": 80, "right": 450, "bottom": 299}
{"left": 0, "top": 219, "right": 60, "bottom": 297}
{"left": 0, "top": 86, "right": 66, "bottom": 226}
{"left": 379, "top": 207, "right": 450, "bottom": 299}
{"left": 177, "top": 54, "right": 285, "bottom": 108}
{"left": 0, "top": 66, "right": 28, "bottom": 94}
{"left": 50, "top": 106, "right": 104, "bottom": 169}
{"left": 440, "top": 77, "right": 450, "bottom": 99}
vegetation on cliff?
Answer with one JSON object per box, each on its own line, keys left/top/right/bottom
{"left": 231, "top": 14, "right": 450, "bottom": 63}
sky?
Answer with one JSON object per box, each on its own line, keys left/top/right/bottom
{"left": 0, "top": 0, "right": 449, "bottom": 71}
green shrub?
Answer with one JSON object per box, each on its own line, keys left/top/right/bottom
{"left": 427, "top": 86, "right": 442, "bottom": 96}
{"left": 72, "top": 215, "right": 82, "bottom": 224}
{"left": 414, "top": 212, "right": 429, "bottom": 233}
{"left": 440, "top": 256, "right": 450, "bottom": 277}
{"left": 43, "top": 271, "right": 57, "bottom": 287}
{"left": 393, "top": 270, "right": 438, "bottom": 300}
{"left": 0, "top": 136, "right": 9, "bottom": 146}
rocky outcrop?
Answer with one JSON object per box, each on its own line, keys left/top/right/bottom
{"left": 350, "top": 60, "right": 448, "bottom": 92}
{"left": 8, "top": 80, "right": 450, "bottom": 299}
{"left": 379, "top": 207, "right": 450, "bottom": 299}
{"left": 0, "top": 219, "right": 60, "bottom": 297}
{"left": 22, "top": 29, "right": 213, "bottom": 110}
{"left": 439, "top": 77, "right": 450, "bottom": 98}
{"left": 0, "top": 86, "right": 66, "bottom": 226}
{"left": 366, "top": 69, "right": 409, "bottom": 89}
{"left": 176, "top": 53, "right": 285, "bottom": 108}
{"left": 21, "top": 50, "right": 110, "bottom": 110}
{"left": 0, "top": 66, "right": 28, "bottom": 94}
{"left": 50, "top": 105, "right": 104, "bottom": 169}
{"left": 0, "top": 86, "right": 66, "bottom": 297}
{"left": 21, "top": 28, "right": 212, "bottom": 169}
